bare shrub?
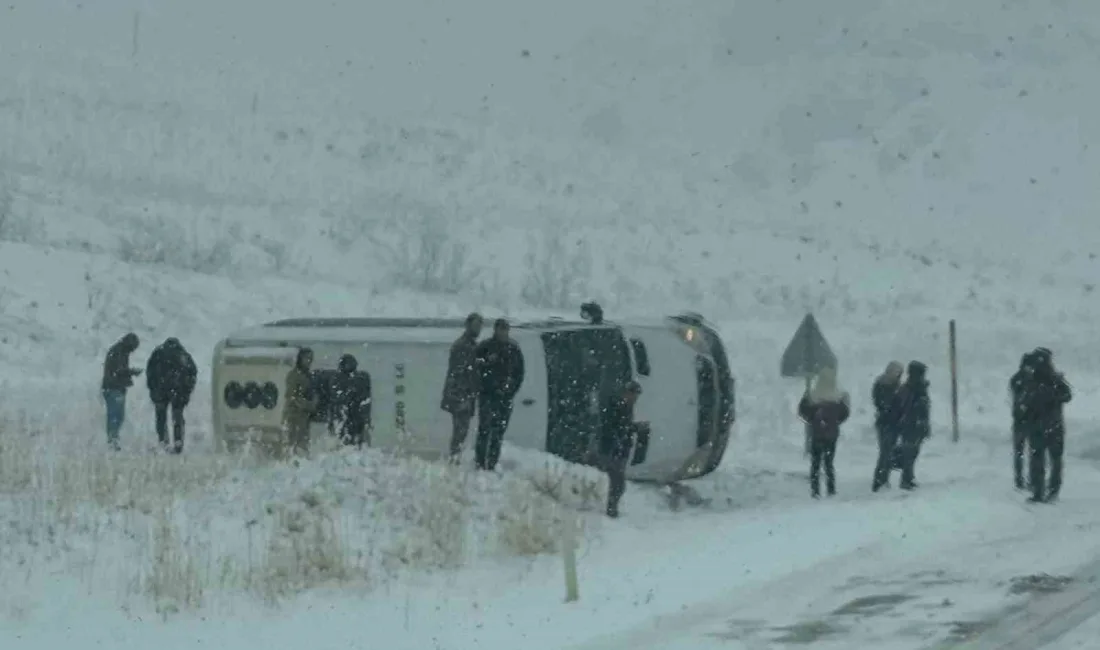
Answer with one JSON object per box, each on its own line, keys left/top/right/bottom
{"left": 521, "top": 228, "right": 593, "bottom": 308}
{"left": 116, "top": 214, "right": 235, "bottom": 274}
{"left": 254, "top": 492, "right": 363, "bottom": 604}
{"left": 142, "top": 505, "right": 205, "bottom": 616}
{"left": 526, "top": 459, "right": 606, "bottom": 512}
{"left": 0, "top": 174, "right": 44, "bottom": 244}
{"left": 497, "top": 480, "right": 564, "bottom": 556}
{"left": 380, "top": 463, "right": 470, "bottom": 570}
{"left": 0, "top": 175, "right": 12, "bottom": 236}
{"left": 320, "top": 207, "right": 365, "bottom": 253}
{"left": 376, "top": 211, "right": 482, "bottom": 295}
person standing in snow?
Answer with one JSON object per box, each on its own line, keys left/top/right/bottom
{"left": 798, "top": 367, "right": 850, "bottom": 498}
{"left": 282, "top": 347, "right": 318, "bottom": 457}
{"left": 1009, "top": 351, "right": 1039, "bottom": 490}
{"left": 598, "top": 380, "right": 648, "bottom": 518}
{"left": 1021, "top": 347, "right": 1072, "bottom": 503}
{"left": 333, "top": 353, "right": 372, "bottom": 448}
{"left": 871, "top": 361, "right": 905, "bottom": 492}
{"left": 101, "top": 332, "right": 142, "bottom": 450}
{"left": 145, "top": 337, "right": 198, "bottom": 454}
{"left": 895, "top": 361, "right": 931, "bottom": 490}
{"left": 441, "top": 312, "right": 483, "bottom": 463}
{"left": 473, "top": 319, "right": 524, "bottom": 471}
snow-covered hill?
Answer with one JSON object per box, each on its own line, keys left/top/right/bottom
{"left": 2, "top": 0, "right": 1100, "bottom": 647}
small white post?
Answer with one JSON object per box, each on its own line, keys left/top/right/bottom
{"left": 562, "top": 512, "right": 579, "bottom": 602}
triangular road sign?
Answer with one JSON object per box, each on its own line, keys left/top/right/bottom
{"left": 780, "top": 313, "right": 837, "bottom": 378}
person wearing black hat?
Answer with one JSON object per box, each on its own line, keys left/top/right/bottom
{"left": 1009, "top": 351, "right": 1039, "bottom": 490}
{"left": 598, "top": 380, "right": 650, "bottom": 518}
{"left": 896, "top": 361, "right": 931, "bottom": 490}
{"left": 334, "top": 353, "right": 372, "bottom": 448}
{"left": 473, "top": 319, "right": 525, "bottom": 470}
{"left": 1022, "top": 347, "right": 1072, "bottom": 502}
{"left": 442, "top": 313, "right": 483, "bottom": 462}
{"left": 145, "top": 337, "right": 198, "bottom": 453}
{"left": 283, "top": 347, "right": 319, "bottom": 457}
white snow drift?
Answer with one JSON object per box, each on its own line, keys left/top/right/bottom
{"left": 1, "top": 0, "right": 1100, "bottom": 647}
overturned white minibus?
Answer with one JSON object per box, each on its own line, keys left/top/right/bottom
{"left": 210, "top": 311, "right": 734, "bottom": 483}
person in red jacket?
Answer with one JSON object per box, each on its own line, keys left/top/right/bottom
{"left": 798, "top": 367, "right": 850, "bottom": 498}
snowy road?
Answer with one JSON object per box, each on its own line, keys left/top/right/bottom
{"left": 923, "top": 555, "right": 1100, "bottom": 650}
{"left": 563, "top": 455, "right": 1100, "bottom": 650}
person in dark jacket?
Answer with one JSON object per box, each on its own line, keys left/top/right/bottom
{"left": 1022, "top": 347, "right": 1072, "bottom": 502}
{"left": 333, "top": 353, "right": 372, "bottom": 448}
{"left": 473, "top": 319, "right": 525, "bottom": 470}
{"left": 871, "top": 361, "right": 905, "bottom": 491}
{"left": 145, "top": 337, "right": 198, "bottom": 453}
{"left": 441, "top": 313, "right": 483, "bottom": 462}
{"left": 1009, "top": 351, "right": 1039, "bottom": 490}
{"left": 798, "top": 367, "right": 850, "bottom": 498}
{"left": 101, "top": 332, "right": 142, "bottom": 450}
{"left": 283, "top": 348, "right": 318, "bottom": 457}
{"left": 895, "top": 361, "right": 931, "bottom": 490}
{"left": 598, "top": 380, "right": 648, "bottom": 518}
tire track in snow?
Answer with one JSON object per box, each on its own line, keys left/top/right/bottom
{"left": 927, "top": 554, "right": 1100, "bottom": 650}
{"left": 565, "top": 520, "right": 1049, "bottom": 650}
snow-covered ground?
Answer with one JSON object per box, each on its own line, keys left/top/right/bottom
{"left": 2, "top": 0, "right": 1100, "bottom": 647}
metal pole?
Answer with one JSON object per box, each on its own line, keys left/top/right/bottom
{"left": 950, "top": 319, "right": 959, "bottom": 442}
{"left": 804, "top": 375, "right": 812, "bottom": 455}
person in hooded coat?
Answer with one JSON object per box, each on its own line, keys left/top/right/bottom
{"left": 441, "top": 313, "right": 483, "bottom": 462}
{"left": 282, "top": 348, "right": 318, "bottom": 457}
{"left": 333, "top": 353, "right": 372, "bottom": 448}
{"left": 798, "top": 367, "right": 850, "bottom": 498}
{"left": 1022, "top": 347, "right": 1072, "bottom": 503}
{"left": 896, "top": 361, "right": 931, "bottom": 490}
{"left": 101, "top": 332, "right": 142, "bottom": 450}
{"left": 598, "top": 380, "right": 648, "bottom": 518}
{"left": 1009, "top": 351, "right": 1039, "bottom": 490}
{"left": 473, "top": 319, "right": 525, "bottom": 471}
{"left": 145, "top": 337, "right": 198, "bottom": 453}
{"left": 871, "top": 361, "right": 905, "bottom": 491}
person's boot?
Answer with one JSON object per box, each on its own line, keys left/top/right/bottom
{"left": 606, "top": 495, "right": 620, "bottom": 518}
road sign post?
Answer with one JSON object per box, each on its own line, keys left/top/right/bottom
{"left": 781, "top": 314, "right": 838, "bottom": 455}
{"left": 950, "top": 319, "right": 959, "bottom": 443}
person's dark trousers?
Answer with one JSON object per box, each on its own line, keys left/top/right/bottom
{"left": 474, "top": 398, "right": 513, "bottom": 470}
{"left": 341, "top": 418, "right": 369, "bottom": 448}
{"left": 602, "top": 453, "right": 629, "bottom": 517}
{"left": 154, "top": 401, "right": 186, "bottom": 453}
{"left": 448, "top": 410, "right": 473, "bottom": 462}
{"left": 872, "top": 426, "right": 898, "bottom": 491}
{"left": 898, "top": 440, "right": 921, "bottom": 489}
{"left": 1047, "top": 429, "right": 1065, "bottom": 500}
{"left": 1028, "top": 427, "right": 1049, "bottom": 501}
{"left": 1012, "top": 425, "right": 1028, "bottom": 489}
{"left": 809, "top": 437, "right": 837, "bottom": 498}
